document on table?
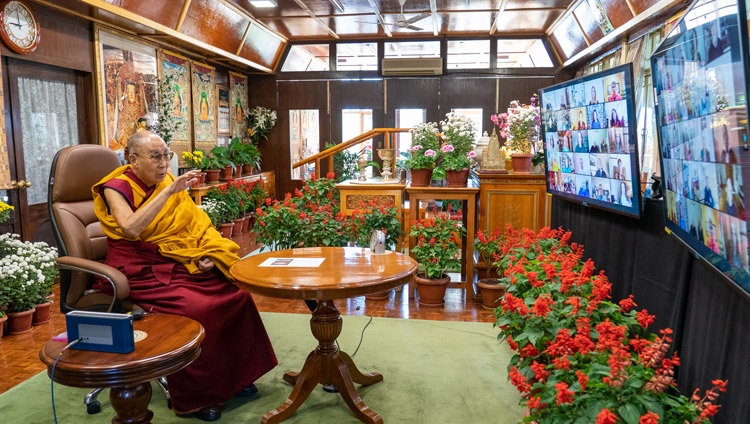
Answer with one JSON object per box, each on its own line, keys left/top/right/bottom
{"left": 259, "top": 257, "right": 326, "bottom": 267}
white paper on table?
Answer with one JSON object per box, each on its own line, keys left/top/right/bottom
{"left": 258, "top": 257, "right": 326, "bottom": 267}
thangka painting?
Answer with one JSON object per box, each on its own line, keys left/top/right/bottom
{"left": 229, "top": 71, "right": 248, "bottom": 141}
{"left": 159, "top": 50, "right": 191, "bottom": 145}
{"left": 96, "top": 27, "right": 157, "bottom": 159}
{"left": 191, "top": 61, "right": 217, "bottom": 149}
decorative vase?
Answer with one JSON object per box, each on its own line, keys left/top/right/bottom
{"left": 7, "top": 308, "right": 36, "bottom": 335}
{"left": 415, "top": 272, "right": 450, "bottom": 307}
{"left": 232, "top": 217, "right": 245, "bottom": 236}
{"left": 32, "top": 300, "right": 54, "bottom": 326}
{"left": 219, "top": 165, "right": 233, "bottom": 181}
{"left": 205, "top": 169, "right": 220, "bottom": 184}
{"left": 476, "top": 279, "right": 505, "bottom": 309}
{"left": 445, "top": 168, "right": 470, "bottom": 187}
{"left": 217, "top": 222, "right": 233, "bottom": 238}
{"left": 510, "top": 153, "right": 533, "bottom": 174}
{"left": 410, "top": 168, "right": 433, "bottom": 187}
{"left": 242, "top": 163, "right": 254, "bottom": 175}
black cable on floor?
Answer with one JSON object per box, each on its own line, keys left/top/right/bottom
{"left": 51, "top": 338, "right": 83, "bottom": 424}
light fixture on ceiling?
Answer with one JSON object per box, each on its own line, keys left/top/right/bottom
{"left": 250, "top": 0, "right": 277, "bottom": 8}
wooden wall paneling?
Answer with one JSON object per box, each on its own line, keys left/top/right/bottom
{"left": 440, "top": 78, "right": 496, "bottom": 133}
{"left": 384, "top": 77, "right": 441, "bottom": 126}
{"left": 276, "top": 80, "right": 329, "bottom": 196}
{"left": 105, "top": 0, "right": 186, "bottom": 30}
{"left": 5, "top": 3, "right": 93, "bottom": 72}
{"left": 630, "top": 0, "right": 662, "bottom": 14}
{"left": 599, "top": 0, "right": 636, "bottom": 28}
{"left": 181, "top": 0, "right": 250, "bottom": 54}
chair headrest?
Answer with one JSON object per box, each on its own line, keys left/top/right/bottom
{"left": 51, "top": 145, "right": 121, "bottom": 203}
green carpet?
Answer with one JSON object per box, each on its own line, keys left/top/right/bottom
{"left": 0, "top": 312, "right": 523, "bottom": 423}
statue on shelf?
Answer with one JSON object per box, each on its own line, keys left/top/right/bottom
{"left": 481, "top": 128, "right": 504, "bottom": 171}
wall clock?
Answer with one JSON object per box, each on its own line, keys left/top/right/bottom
{"left": 0, "top": 0, "right": 40, "bottom": 54}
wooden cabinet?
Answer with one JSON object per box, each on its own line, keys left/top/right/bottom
{"left": 190, "top": 171, "right": 276, "bottom": 205}
{"left": 477, "top": 172, "right": 550, "bottom": 235}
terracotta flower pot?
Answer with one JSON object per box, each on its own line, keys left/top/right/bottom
{"left": 410, "top": 168, "right": 433, "bottom": 187}
{"left": 476, "top": 279, "right": 505, "bottom": 309}
{"left": 217, "top": 222, "right": 233, "bottom": 238}
{"left": 197, "top": 171, "right": 207, "bottom": 185}
{"left": 233, "top": 217, "right": 245, "bottom": 236}
{"left": 204, "top": 169, "right": 220, "bottom": 183}
{"left": 232, "top": 165, "right": 243, "bottom": 178}
{"left": 219, "top": 165, "right": 233, "bottom": 181}
{"left": 242, "top": 213, "right": 253, "bottom": 233}
{"left": 32, "top": 300, "right": 54, "bottom": 326}
{"left": 415, "top": 272, "right": 450, "bottom": 307}
{"left": 242, "top": 163, "right": 254, "bottom": 175}
{"left": 445, "top": 168, "right": 470, "bottom": 187}
{"left": 7, "top": 308, "right": 36, "bottom": 335}
{"left": 511, "top": 153, "right": 533, "bottom": 174}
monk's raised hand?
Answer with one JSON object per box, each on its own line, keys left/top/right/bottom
{"left": 171, "top": 170, "right": 201, "bottom": 194}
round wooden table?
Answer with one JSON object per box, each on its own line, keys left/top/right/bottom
{"left": 39, "top": 314, "right": 204, "bottom": 424}
{"left": 230, "top": 246, "right": 417, "bottom": 424}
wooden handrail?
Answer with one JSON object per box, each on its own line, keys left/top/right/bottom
{"left": 292, "top": 128, "right": 412, "bottom": 174}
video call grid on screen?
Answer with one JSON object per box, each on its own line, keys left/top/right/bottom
{"left": 651, "top": 0, "right": 750, "bottom": 292}
{"left": 539, "top": 63, "right": 641, "bottom": 218}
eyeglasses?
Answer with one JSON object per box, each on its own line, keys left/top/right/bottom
{"left": 134, "top": 151, "right": 175, "bottom": 162}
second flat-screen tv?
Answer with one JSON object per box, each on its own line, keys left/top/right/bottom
{"left": 539, "top": 63, "right": 641, "bottom": 218}
{"left": 651, "top": 0, "right": 750, "bottom": 297}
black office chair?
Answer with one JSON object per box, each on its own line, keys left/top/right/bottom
{"left": 47, "top": 144, "right": 169, "bottom": 414}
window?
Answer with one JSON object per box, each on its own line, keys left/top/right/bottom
{"left": 336, "top": 43, "right": 378, "bottom": 71}
{"left": 496, "top": 39, "right": 553, "bottom": 68}
{"left": 446, "top": 40, "right": 490, "bottom": 69}
{"left": 281, "top": 45, "right": 330, "bottom": 72}
{"left": 395, "top": 108, "right": 426, "bottom": 157}
{"left": 342, "top": 109, "right": 373, "bottom": 175}
{"left": 451, "top": 108, "right": 483, "bottom": 142}
{"left": 384, "top": 41, "right": 440, "bottom": 58}
{"left": 289, "top": 109, "right": 320, "bottom": 180}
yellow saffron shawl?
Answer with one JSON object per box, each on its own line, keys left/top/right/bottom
{"left": 92, "top": 165, "right": 240, "bottom": 279}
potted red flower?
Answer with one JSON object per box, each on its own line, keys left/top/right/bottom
{"left": 408, "top": 214, "right": 464, "bottom": 306}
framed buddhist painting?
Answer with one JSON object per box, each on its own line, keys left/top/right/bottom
{"left": 218, "top": 86, "right": 230, "bottom": 135}
{"left": 191, "top": 61, "right": 217, "bottom": 151}
{"left": 229, "top": 71, "right": 248, "bottom": 141}
{"left": 94, "top": 26, "right": 157, "bottom": 161}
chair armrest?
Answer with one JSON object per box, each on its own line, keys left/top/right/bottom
{"left": 56, "top": 256, "right": 131, "bottom": 301}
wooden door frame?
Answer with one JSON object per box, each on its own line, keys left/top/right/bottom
{"left": 4, "top": 58, "right": 91, "bottom": 241}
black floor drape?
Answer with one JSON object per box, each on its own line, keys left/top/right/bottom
{"left": 551, "top": 197, "right": 750, "bottom": 423}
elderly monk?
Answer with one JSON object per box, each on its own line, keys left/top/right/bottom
{"left": 92, "top": 131, "right": 277, "bottom": 421}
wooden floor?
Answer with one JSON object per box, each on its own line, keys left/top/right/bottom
{"left": 0, "top": 231, "right": 494, "bottom": 395}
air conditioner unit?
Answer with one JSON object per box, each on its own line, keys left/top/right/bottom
{"left": 381, "top": 57, "right": 443, "bottom": 76}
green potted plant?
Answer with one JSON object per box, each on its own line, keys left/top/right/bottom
{"left": 0, "top": 233, "right": 58, "bottom": 333}
{"left": 437, "top": 112, "right": 477, "bottom": 185}
{"left": 209, "top": 145, "right": 235, "bottom": 181}
{"left": 474, "top": 226, "right": 505, "bottom": 309}
{"left": 243, "top": 106, "right": 278, "bottom": 144}
{"left": 228, "top": 137, "right": 262, "bottom": 175}
{"left": 405, "top": 122, "right": 440, "bottom": 186}
{"left": 408, "top": 214, "right": 464, "bottom": 306}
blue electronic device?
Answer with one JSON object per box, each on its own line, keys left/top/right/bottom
{"left": 65, "top": 311, "right": 135, "bottom": 353}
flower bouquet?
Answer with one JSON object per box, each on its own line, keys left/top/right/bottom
{"left": 405, "top": 122, "right": 440, "bottom": 170}
{"left": 492, "top": 96, "right": 541, "bottom": 155}
{"left": 244, "top": 106, "right": 278, "bottom": 144}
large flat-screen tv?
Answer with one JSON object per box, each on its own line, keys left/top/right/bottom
{"left": 539, "top": 63, "right": 641, "bottom": 218}
{"left": 651, "top": 0, "right": 750, "bottom": 297}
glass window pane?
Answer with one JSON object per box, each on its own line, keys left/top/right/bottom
{"left": 336, "top": 43, "right": 378, "bottom": 71}
{"left": 496, "top": 39, "right": 553, "bottom": 68}
{"left": 395, "top": 109, "right": 426, "bottom": 157}
{"left": 384, "top": 41, "right": 440, "bottom": 58}
{"left": 342, "top": 109, "right": 373, "bottom": 176}
{"left": 281, "top": 45, "right": 330, "bottom": 72}
{"left": 289, "top": 109, "right": 320, "bottom": 180}
{"left": 446, "top": 40, "right": 490, "bottom": 69}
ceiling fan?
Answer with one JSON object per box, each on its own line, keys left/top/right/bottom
{"left": 360, "top": 0, "right": 430, "bottom": 31}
